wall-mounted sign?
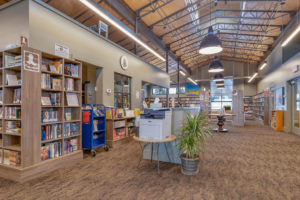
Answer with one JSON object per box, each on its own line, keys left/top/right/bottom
{"left": 20, "top": 36, "right": 28, "bottom": 46}
{"left": 23, "top": 50, "right": 40, "bottom": 72}
{"left": 99, "top": 21, "right": 108, "bottom": 38}
{"left": 185, "top": 82, "right": 199, "bottom": 96}
{"left": 55, "top": 43, "right": 69, "bottom": 58}
{"left": 292, "top": 65, "right": 299, "bottom": 73}
{"left": 120, "top": 56, "right": 128, "bottom": 71}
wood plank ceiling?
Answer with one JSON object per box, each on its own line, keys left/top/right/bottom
{"left": 40, "top": 0, "right": 300, "bottom": 74}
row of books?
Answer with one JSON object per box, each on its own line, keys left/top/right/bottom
{"left": 64, "top": 122, "right": 80, "bottom": 137}
{"left": 5, "top": 107, "right": 21, "bottom": 119}
{"left": 13, "top": 88, "right": 21, "bottom": 104}
{"left": 0, "top": 89, "right": 21, "bottom": 105}
{"left": 64, "top": 138, "right": 79, "bottom": 154}
{"left": 2, "top": 150, "right": 21, "bottom": 166}
{"left": 64, "top": 64, "right": 79, "bottom": 77}
{"left": 6, "top": 121, "right": 21, "bottom": 135}
{"left": 42, "top": 109, "right": 58, "bottom": 123}
{"left": 41, "top": 124, "right": 62, "bottom": 141}
{"left": 5, "top": 55, "right": 21, "bottom": 66}
{"left": 41, "top": 92, "right": 61, "bottom": 106}
{"left": 65, "top": 78, "right": 75, "bottom": 91}
{"left": 41, "top": 73, "right": 62, "bottom": 90}
{"left": 41, "top": 141, "right": 62, "bottom": 161}
{"left": 41, "top": 60, "right": 62, "bottom": 74}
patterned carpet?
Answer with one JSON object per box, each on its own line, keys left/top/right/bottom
{"left": 0, "top": 122, "right": 300, "bottom": 200}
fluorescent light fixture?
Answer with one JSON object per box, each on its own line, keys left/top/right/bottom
{"left": 187, "top": 77, "right": 197, "bottom": 85}
{"left": 179, "top": 70, "right": 186, "bottom": 76}
{"left": 259, "top": 62, "right": 267, "bottom": 70}
{"left": 79, "top": 0, "right": 166, "bottom": 61}
{"left": 281, "top": 25, "right": 300, "bottom": 47}
{"left": 248, "top": 72, "right": 258, "bottom": 83}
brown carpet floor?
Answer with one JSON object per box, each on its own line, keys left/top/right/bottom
{"left": 1, "top": 122, "right": 300, "bottom": 200}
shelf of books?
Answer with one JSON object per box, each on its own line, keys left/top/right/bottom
{"left": 252, "top": 92, "right": 269, "bottom": 125}
{"left": 0, "top": 47, "right": 82, "bottom": 182}
{"left": 244, "top": 96, "right": 254, "bottom": 120}
{"left": 106, "top": 108, "right": 136, "bottom": 148}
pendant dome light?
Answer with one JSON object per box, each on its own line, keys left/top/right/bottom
{"left": 214, "top": 73, "right": 224, "bottom": 81}
{"left": 208, "top": 56, "right": 224, "bottom": 73}
{"left": 199, "top": 26, "right": 223, "bottom": 55}
{"left": 199, "top": 2, "right": 222, "bottom": 55}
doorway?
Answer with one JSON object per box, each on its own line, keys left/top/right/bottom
{"left": 291, "top": 78, "right": 300, "bottom": 136}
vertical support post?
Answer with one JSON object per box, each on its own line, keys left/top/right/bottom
{"left": 135, "top": 12, "right": 139, "bottom": 55}
{"left": 166, "top": 50, "right": 169, "bottom": 107}
{"left": 177, "top": 59, "right": 180, "bottom": 104}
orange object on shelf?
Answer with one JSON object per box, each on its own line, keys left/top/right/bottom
{"left": 271, "top": 110, "right": 284, "bottom": 131}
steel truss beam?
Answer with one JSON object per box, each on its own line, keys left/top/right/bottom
{"left": 173, "top": 34, "right": 274, "bottom": 53}
{"left": 150, "top": 0, "right": 286, "bottom": 28}
{"left": 159, "top": 10, "right": 285, "bottom": 38}
{"left": 137, "top": 0, "right": 174, "bottom": 19}
{"left": 102, "top": 0, "right": 191, "bottom": 73}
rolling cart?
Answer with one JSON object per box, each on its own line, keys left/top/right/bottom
{"left": 82, "top": 104, "right": 109, "bottom": 156}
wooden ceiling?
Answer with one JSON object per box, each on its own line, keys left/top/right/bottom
{"left": 38, "top": 0, "right": 300, "bottom": 73}
{"left": 0, "top": 0, "right": 12, "bottom": 6}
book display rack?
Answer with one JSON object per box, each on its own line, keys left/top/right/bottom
{"left": 82, "top": 104, "right": 108, "bottom": 156}
{"left": 0, "top": 47, "right": 82, "bottom": 182}
{"left": 244, "top": 96, "right": 254, "bottom": 120}
{"left": 253, "top": 92, "right": 269, "bottom": 125}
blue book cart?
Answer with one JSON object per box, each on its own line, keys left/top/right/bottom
{"left": 82, "top": 104, "right": 109, "bottom": 156}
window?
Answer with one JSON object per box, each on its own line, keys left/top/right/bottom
{"left": 152, "top": 86, "right": 167, "bottom": 95}
{"left": 210, "top": 78, "right": 233, "bottom": 111}
{"left": 169, "top": 87, "right": 177, "bottom": 94}
{"left": 114, "top": 73, "right": 131, "bottom": 108}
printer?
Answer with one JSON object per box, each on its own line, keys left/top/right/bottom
{"left": 139, "top": 108, "right": 172, "bottom": 140}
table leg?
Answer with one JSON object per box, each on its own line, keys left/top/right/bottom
{"left": 137, "top": 142, "right": 145, "bottom": 168}
{"left": 151, "top": 143, "right": 153, "bottom": 163}
{"left": 164, "top": 142, "right": 171, "bottom": 163}
{"left": 157, "top": 143, "right": 160, "bottom": 175}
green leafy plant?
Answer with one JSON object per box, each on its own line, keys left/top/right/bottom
{"left": 178, "top": 111, "right": 212, "bottom": 159}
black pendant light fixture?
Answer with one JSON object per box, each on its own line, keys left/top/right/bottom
{"left": 214, "top": 73, "right": 224, "bottom": 81}
{"left": 199, "top": 3, "right": 222, "bottom": 55}
{"left": 208, "top": 56, "right": 224, "bottom": 73}
{"left": 199, "top": 26, "right": 223, "bottom": 55}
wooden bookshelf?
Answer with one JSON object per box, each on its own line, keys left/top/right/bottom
{"left": 0, "top": 47, "right": 83, "bottom": 182}
{"left": 271, "top": 110, "right": 284, "bottom": 131}
{"left": 106, "top": 117, "right": 136, "bottom": 148}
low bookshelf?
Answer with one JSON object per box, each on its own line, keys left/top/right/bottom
{"left": 0, "top": 47, "right": 83, "bottom": 182}
{"left": 106, "top": 111, "right": 136, "bottom": 148}
{"left": 271, "top": 110, "right": 284, "bottom": 131}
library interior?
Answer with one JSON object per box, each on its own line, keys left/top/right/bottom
{"left": 0, "top": 0, "right": 300, "bottom": 199}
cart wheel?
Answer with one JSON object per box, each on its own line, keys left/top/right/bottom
{"left": 91, "top": 150, "right": 96, "bottom": 157}
{"left": 104, "top": 146, "right": 109, "bottom": 152}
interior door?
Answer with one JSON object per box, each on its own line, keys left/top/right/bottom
{"left": 291, "top": 79, "right": 300, "bottom": 136}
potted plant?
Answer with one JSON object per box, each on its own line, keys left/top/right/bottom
{"left": 178, "top": 111, "right": 212, "bottom": 175}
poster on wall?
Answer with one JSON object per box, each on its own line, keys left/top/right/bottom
{"left": 185, "top": 82, "right": 200, "bottom": 96}
{"left": 275, "top": 87, "right": 285, "bottom": 110}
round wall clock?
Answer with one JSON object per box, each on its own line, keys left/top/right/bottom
{"left": 120, "top": 55, "right": 128, "bottom": 70}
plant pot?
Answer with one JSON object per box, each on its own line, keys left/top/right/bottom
{"left": 180, "top": 154, "right": 199, "bottom": 175}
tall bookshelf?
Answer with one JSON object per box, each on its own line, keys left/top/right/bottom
{"left": 244, "top": 96, "right": 254, "bottom": 120}
{"left": 252, "top": 92, "right": 269, "bottom": 125}
{"left": 145, "top": 96, "right": 204, "bottom": 107}
{"left": 0, "top": 47, "right": 82, "bottom": 182}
